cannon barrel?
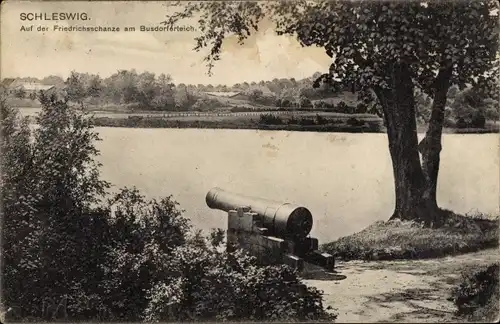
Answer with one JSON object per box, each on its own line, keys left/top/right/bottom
{"left": 206, "top": 187, "right": 313, "bottom": 238}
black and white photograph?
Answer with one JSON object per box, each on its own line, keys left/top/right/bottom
{"left": 0, "top": 0, "right": 499, "bottom": 322}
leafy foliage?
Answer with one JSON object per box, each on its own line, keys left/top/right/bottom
{"left": 144, "top": 233, "right": 335, "bottom": 322}
{"left": 1, "top": 98, "right": 334, "bottom": 322}
{"left": 167, "top": 0, "right": 499, "bottom": 223}
{"left": 1, "top": 95, "right": 110, "bottom": 319}
{"left": 450, "top": 263, "right": 499, "bottom": 321}
{"left": 167, "top": 0, "right": 498, "bottom": 98}
{"left": 450, "top": 87, "right": 499, "bottom": 128}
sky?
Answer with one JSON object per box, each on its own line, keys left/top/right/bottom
{"left": 1, "top": 1, "right": 332, "bottom": 85}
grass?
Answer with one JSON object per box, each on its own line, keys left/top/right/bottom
{"left": 321, "top": 210, "right": 499, "bottom": 261}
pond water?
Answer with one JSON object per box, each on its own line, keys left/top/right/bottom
{"left": 94, "top": 127, "right": 499, "bottom": 243}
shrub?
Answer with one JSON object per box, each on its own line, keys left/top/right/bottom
{"left": 287, "top": 116, "right": 299, "bottom": 125}
{"left": 450, "top": 263, "right": 499, "bottom": 322}
{"left": 313, "top": 100, "right": 327, "bottom": 109}
{"left": 443, "top": 117, "right": 456, "bottom": 128}
{"left": 281, "top": 99, "right": 292, "bottom": 108}
{"left": 366, "top": 120, "right": 383, "bottom": 132}
{"left": 356, "top": 103, "right": 368, "bottom": 113}
{"left": 299, "top": 96, "right": 313, "bottom": 109}
{"left": 259, "top": 113, "right": 283, "bottom": 125}
{"left": 346, "top": 117, "right": 365, "bottom": 127}
{"left": 456, "top": 117, "right": 468, "bottom": 129}
{"left": 127, "top": 115, "right": 144, "bottom": 126}
{"left": 335, "top": 101, "right": 350, "bottom": 113}
{"left": 230, "top": 106, "right": 254, "bottom": 112}
{"left": 470, "top": 112, "right": 486, "bottom": 128}
{"left": 97, "top": 187, "right": 191, "bottom": 321}
{"left": 144, "top": 232, "right": 336, "bottom": 322}
{"left": 298, "top": 117, "right": 316, "bottom": 126}
{"left": 316, "top": 114, "right": 327, "bottom": 125}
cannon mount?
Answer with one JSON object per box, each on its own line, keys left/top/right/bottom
{"left": 206, "top": 187, "right": 334, "bottom": 272}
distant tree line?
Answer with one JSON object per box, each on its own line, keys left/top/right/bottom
{"left": 414, "top": 84, "right": 499, "bottom": 128}
{"left": 4, "top": 70, "right": 498, "bottom": 127}
{"left": 4, "top": 70, "right": 346, "bottom": 111}
{"left": 60, "top": 70, "right": 347, "bottom": 111}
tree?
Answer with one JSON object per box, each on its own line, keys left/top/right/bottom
{"left": 152, "top": 73, "right": 175, "bottom": 110}
{"left": 136, "top": 72, "right": 158, "bottom": 108}
{"left": 174, "top": 84, "right": 190, "bottom": 110}
{"left": 13, "top": 87, "right": 26, "bottom": 99}
{"left": 87, "top": 75, "right": 103, "bottom": 98}
{"left": 104, "top": 70, "right": 140, "bottom": 104}
{"left": 166, "top": 0, "right": 499, "bottom": 225}
{"left": 484, "top": 98, "right": 500, "bottom": 123}
{"left": 451, "top": 86, "right": 499, "bottom": 127}
{"left": 247, "top": 88, "right": 263, "bottom": 102}
{"left": 0, "top": 100, "right": 34, "bottom": 311}
{"left": 299, "top": 95, "right": 312, "bottom": 109}
{"left": 41, "top": 75, "right": 65, "bottom": 87}
{"left": 1, "top": 94, "right": 111, "bottom": 319}
{"left": 65, "top": 71, "right": 87, "bottom": 106}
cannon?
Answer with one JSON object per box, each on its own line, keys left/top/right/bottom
{"left": 206, "top": 187, "right": 334, "bottom": 272}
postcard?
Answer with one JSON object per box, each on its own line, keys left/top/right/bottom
{"left": 1, "top": 1, "right": 499, "bottom": 323}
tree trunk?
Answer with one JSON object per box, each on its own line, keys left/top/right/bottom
{"left": 418, "top": 66, "right": 453, "bottom": 213}
{"left": 374, "top": 62, "right": 436, "bottom": 224}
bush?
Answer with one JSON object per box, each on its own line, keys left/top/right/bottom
{"left": 281, "top": 99, "right": 292, "bottom": 108}
{"left": 287, "top": 116, "right": 299, "bottom": 125}
{"left": 145, "top": 233, "right": 336, "bottom": 322}
{"left": 470, "top": 112, "right": 486, "bottom": 128}
{"left": 316, "top": 114, "right": 327, "bottom": 125}
{"left": 299, "top": 96, "right": 313, "bottom": 109}
{"left": 443, "top": 117, "right": 456, "bottom": 128}
{"left": 298, "top": 117, "right": 316, "bottom": 126}
{"left": 346, "top": 117, "right": 365, "bottom": 127}
{"left": 450, "top": 263, "right": 499, "bottom": 322}
{"left": 95, "top": 188, "right": 190, "bottom": 321}
{"left": 334, "top": 101, "right": 350, "bottom": 113}
{"left": 230, "top": 106, "right": 254, "bottom": 112}
{"left": 259, "top": 113, "right": 283, "bottom": 125}
{"left": 313, "top": 100, "right": 327, "bottom": 109}
{"left": 356, "top": 103, "right": 368, "bottom": 113}
{"left": 456, "top": 117, "right": 468, "bottom": 129}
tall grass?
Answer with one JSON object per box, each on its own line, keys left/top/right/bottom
{"left": 322, "top": 211, "right": 499, "bottom": 261}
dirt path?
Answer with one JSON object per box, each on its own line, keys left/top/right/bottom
{"left": 303, "top": 249, "right": 499, "bottom": 323}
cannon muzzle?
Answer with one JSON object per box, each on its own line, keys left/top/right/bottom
{"left": 206, "top": 187, "right": 313, "bottom": 238}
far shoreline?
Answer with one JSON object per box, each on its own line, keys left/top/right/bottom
{"left": 17, "top": 105, "right": 499, "bottom": 135}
